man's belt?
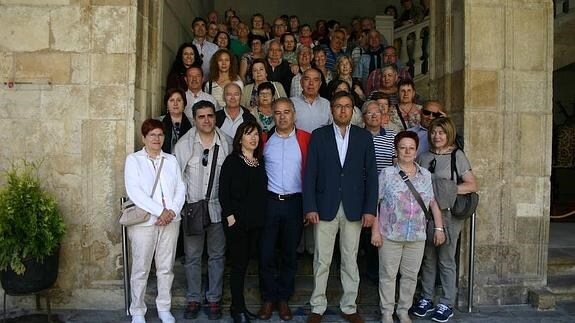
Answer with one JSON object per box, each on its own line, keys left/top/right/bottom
{"left": 267, "top": 191, "right": 302, "bottom": 201}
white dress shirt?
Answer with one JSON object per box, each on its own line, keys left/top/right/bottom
{"left": 333, "top": 123, "right": 351, "bottom": 167}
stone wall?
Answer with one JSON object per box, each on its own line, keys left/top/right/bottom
{"left": 0, "top": 0, "right": 136, "bottom": 309}
{"left": 430, "top": 0, "right": 554, "bottom": 306}
{"left": 0, "top": 0, "right": 211, "bottom": 310}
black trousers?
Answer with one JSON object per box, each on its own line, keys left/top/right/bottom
{"left": 225, "top": 222, "right": 261, "bottom": 312}
{"left": 259, "top": 195, "right": 304, "bottom": 302}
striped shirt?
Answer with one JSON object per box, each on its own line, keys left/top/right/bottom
{"left": 371, "top": 128, "right": 396, "bottom": 173}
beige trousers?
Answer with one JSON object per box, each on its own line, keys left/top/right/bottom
{"left": 378, "top": 239, "right": 425, "bottom": 316}
{"left": 310, "top": 204, "right": 362, "bottom": 315}
{"left": 128, "top": 221, "right": 180, "bottom": 316}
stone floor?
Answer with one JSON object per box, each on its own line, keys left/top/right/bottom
{"left": 4, "top": 301, "right": 575, "bottom": 322}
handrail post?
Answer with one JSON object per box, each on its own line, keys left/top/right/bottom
{"left": 467, "top": 211, "right": 476, "bottom": 313}
{"left": 120, "top": 197, "right": 131, "bottom": 316}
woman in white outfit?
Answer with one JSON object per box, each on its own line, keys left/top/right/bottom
{"left": 124, "top": 119, "right": 186, "bottom": 323}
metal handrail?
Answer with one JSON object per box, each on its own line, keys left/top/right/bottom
{"left": 120, "top": 197, "right": 131, "bottom": 316}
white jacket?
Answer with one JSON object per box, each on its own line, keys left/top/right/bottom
{"left": 124, "top": 149, "right": 186, "bottom": 226}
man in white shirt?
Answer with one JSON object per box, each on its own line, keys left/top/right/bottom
{"left": 291, "top": 68, "right": 332, "bottom": 133}
{"left": 215, "top": 83, "right": 256, "bottom": 138}
{"left": 184, "top": 66, "right": 218, "bottom": 119}
{"left": 191, "top": 17, "right": 218, "bottom": 81}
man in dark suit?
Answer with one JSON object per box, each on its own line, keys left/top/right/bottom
{"left": 303, "top": 92, "right": 378, "bottom": 323}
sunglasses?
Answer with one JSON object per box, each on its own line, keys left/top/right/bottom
{"left": 428, "top": 158, "right": 436, "bottom": 173}
{"left": 422, "top": 110, "right": 443, "bottom": 118}
{"left": 202, "top": 149, "right": 209, "bottom": 167}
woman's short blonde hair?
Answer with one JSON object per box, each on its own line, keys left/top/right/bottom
{"left": 428, "top": 117, "right": 456, "bottom": 148}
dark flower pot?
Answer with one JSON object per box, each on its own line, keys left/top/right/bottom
{"left": 0, "top": 250, "right": 59, "bottom": 295}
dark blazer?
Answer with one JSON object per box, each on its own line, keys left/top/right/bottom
{"left": 303, "top": 124, "right": 378, "bottom": 221}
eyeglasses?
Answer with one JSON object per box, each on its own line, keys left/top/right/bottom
{"left": 258, "top": 91, "right": 273, "bottom": 97}
{"left": 428, "top": 158, "right": 436, "bottom": 173}
{"left": 422, "top": 110, "right": 443, "bottom": 118}
{"left": 202, "top": 149, "right": 209, "bottom": 167}
{"left": 364, "top": 111, "right": 382, "bottom": 117}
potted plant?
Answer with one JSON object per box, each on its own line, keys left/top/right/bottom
{"left": 0, "top": 159, "right": 66, "bottom": 294}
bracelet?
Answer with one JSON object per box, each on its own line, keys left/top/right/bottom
{"left": 433, "top": 227, "right": 444, "bottom": 232}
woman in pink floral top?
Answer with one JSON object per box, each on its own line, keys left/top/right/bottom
{"left": 371, "top": 131, "right": 445, "bottom": 323}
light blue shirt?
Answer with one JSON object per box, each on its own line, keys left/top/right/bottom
{"left": 292, "top": 94, "right": 332, "bottom": 133}
{"left": 264, "top": 128, "right": 303, "bottom": 194}
{"left": 333, "top": 123, "right": 351, "bottom": 167}
{"left": 407, "top": 124, "right": 429, "bottom": 157}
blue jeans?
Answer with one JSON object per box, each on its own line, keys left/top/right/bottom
{"left": 259, "top": 195, "right": 304, "bottom": 302}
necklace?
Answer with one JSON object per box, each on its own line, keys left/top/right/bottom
{"left": 399, "top": 163, "right": 417, "bottom": 176}
{"left": 240, "top": 154, "right": 259, "bottom": 167}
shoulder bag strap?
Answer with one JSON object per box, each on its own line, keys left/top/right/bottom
{"left": 450, "top": 148, "right": 459, "bottom": 182}
{"left": 204, "top": 144, "right": 219, "bottom": 200}
{"left": 399, "top": 170, "right": 432, "bottom": 221}
{"left": 394, "top": 105, "right": 408, "bottom": 130}
{"left": 147, "top": 156, "right": 164, "bottom": 198}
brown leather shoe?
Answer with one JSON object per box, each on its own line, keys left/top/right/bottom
{"left": 278, "top": 301, "right": 293, "bottom": 321}
{"left": 307, "top": 313, "right": 323, "bottom": 323}
{"left": 258, "top": 301, "right": 274, "bottom": 320}
{"left": 341, "top": 312, "right": 365, "bottom": 323}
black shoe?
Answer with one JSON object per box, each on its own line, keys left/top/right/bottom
{"left": 231, "top": 311, "right": 251, "bottom": 323}
{"left": 184, "top": 301, "right": 201, "bottom": 319}
{"left": 245, "top": 309, "right": 258, "bottom": 320}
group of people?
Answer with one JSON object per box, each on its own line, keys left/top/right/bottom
{"left": 123, "top": 5, "right": 477, "bottom": 323}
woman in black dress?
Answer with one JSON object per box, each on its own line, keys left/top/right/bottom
{"left": 219, "top": 120, "right": 268, "bottom": 323}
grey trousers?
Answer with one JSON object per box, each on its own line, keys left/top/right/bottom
{"left": 420, "top": 215, "right": 464, "bottom": 306}
{"left": 183, "top": 222, "right": 226, "bottom": 303}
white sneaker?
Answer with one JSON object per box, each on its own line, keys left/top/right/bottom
{"left": 131, "top": 315, "right": 146, "bottom": 323}
{"left": 158, "top": 311, "right": 176, "bottom": 323}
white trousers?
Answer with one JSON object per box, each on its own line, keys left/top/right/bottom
{"left": 128, "top": 221, "right": 180, "bottom": 316}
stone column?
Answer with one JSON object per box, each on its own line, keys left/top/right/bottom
{"left": 461, "top": 0, "right": 553, "bottom": 305}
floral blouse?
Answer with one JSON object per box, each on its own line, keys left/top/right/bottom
{"left": 378, "top": 164, "right": 434, "bottom": 242}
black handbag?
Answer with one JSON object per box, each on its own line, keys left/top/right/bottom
{"left": 183, "top": 145, "right": 219, "bottom": 235}
{"left": 450, "top": 149, "right": 479, "bottom": 220}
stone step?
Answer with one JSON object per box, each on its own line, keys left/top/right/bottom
{"left": 548, "top": 248, "right": 575, "bottom": 276}
{"left": 529, "top": 274, "right": 575, "bottom": 310}
{"left": 145, "top": 256, "right": 380, "bottom": 308}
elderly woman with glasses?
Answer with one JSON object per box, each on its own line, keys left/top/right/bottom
{"left": 124, "top": 119, "right": 186, "bottom": 323}
{"left": 371, "top": 130, "right": 445, "bottom": 323}
{"left": 410, "top": 117, "right": 478, "bottom": 323}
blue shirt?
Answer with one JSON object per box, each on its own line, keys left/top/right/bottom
{"left": 264, "top": 128, "right": 303, "bottom": 194}
{"left": 407, "top": 124, "right": 429, "bottom": 157}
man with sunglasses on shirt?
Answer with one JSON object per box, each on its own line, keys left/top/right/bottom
{"left": 174, "top": 100, "right": 233, "bottom": 321}
{"left": 408, "top": 100, "right": 445, "bottom": 156}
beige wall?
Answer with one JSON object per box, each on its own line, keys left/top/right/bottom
{"left": 430, "top": 0, "right": 554, "bottom": 305}
{"left": 0, "top": 0, "right": 138, "bottom": 308}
